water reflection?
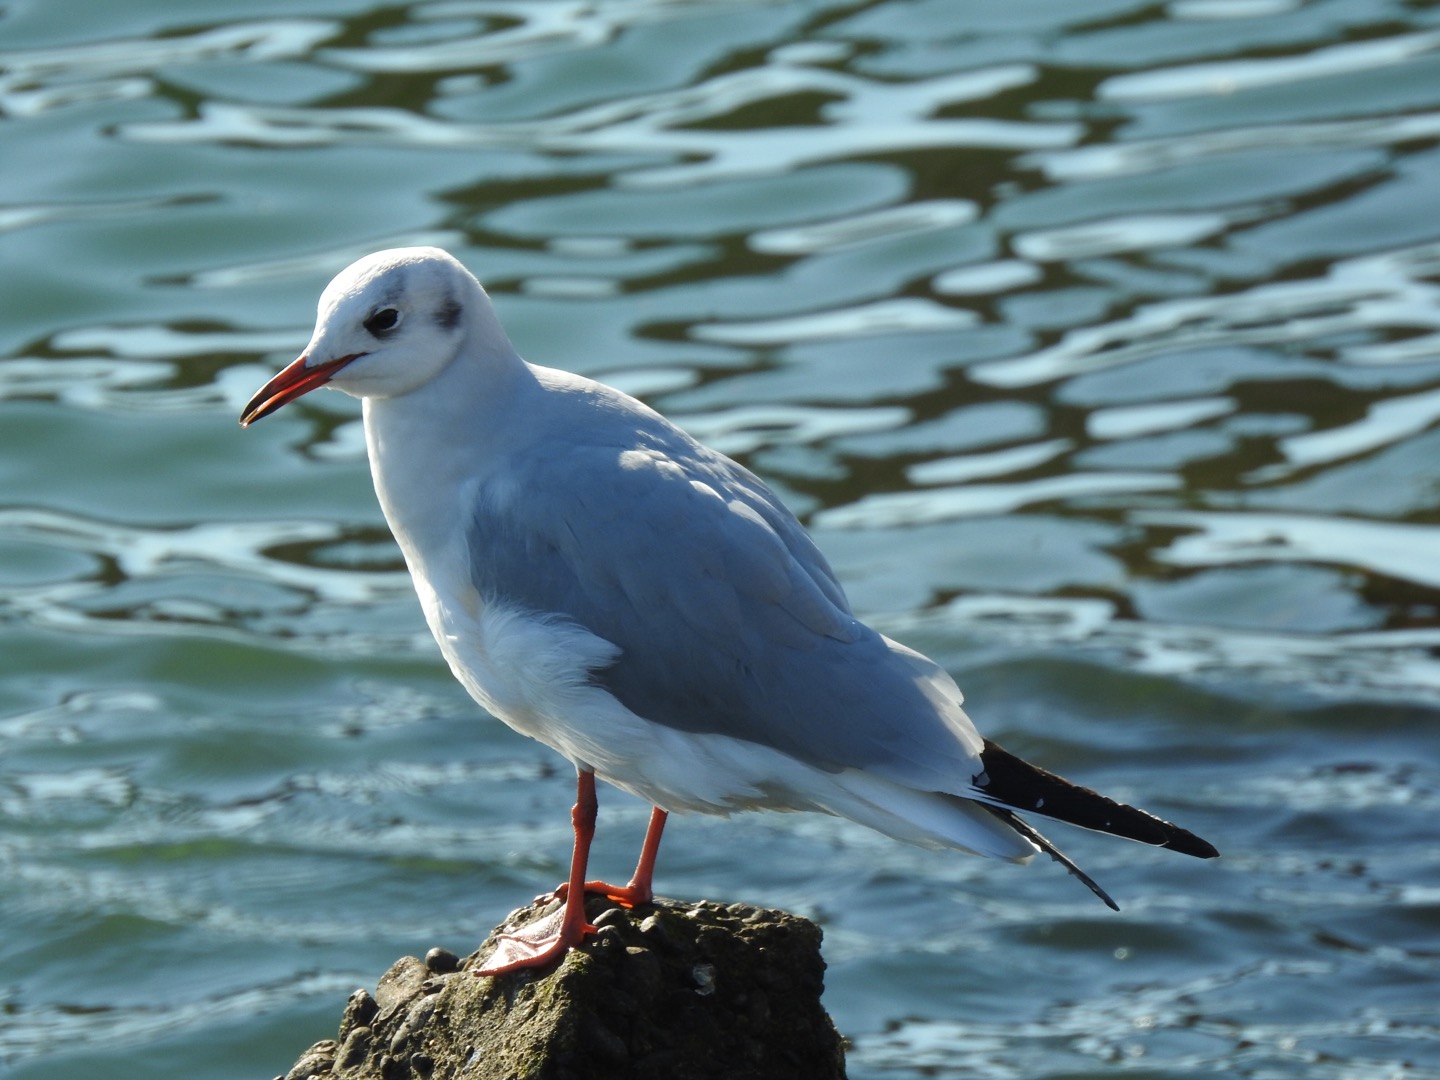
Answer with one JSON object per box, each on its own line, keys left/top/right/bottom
{"left": 4, "top": 0, "right": 1440, "bottom": 1077}
{"left": 0, "top": 20, "right": 340, "bottom": 116}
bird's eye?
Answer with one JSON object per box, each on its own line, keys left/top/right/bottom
{"left": 365, "top": 307, "right": 401, "bottom": 336}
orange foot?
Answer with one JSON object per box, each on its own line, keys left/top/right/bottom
{"left": 473, "top": 780, "right": 668, "bottom": 977}
{"left": 548, "top": 877, "right": 654, "bottom": 909}
{"left": 473, "top": 903, "right": 595, "bottom": 976}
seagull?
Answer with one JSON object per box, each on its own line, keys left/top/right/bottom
{"left": 240, "top": 247, "right": 1217, "bottom": 975}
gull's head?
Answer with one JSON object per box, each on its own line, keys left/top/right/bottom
{"left": 240, "top": 247, "right": 487, "bottom": 426}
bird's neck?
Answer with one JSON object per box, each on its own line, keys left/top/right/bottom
{"left": 361, "top": 337, "right": 536, "bottom": 583}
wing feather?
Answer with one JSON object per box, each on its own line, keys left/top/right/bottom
{"left": 465, "top": 400, "right": 981, "bottom": 789}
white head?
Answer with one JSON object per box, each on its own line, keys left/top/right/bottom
{"left": 240, "top": 247, "right": 501, "bottom": 425}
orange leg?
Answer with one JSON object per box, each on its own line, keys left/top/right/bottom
{"left": 475, "top": 770, "right": 603, "bottom": 976}
{"left": 613, "top": 804, "right": 667, "bottom": 906}
{"left": 475, "top": 773, "right": 668, "bottom": 976}
{"left": 568, "top": 804, "right": 668, "bottom": 908}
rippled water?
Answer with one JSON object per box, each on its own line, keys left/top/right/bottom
{"left": 3, "top": 1, "right": 1440, "bottom": 1077}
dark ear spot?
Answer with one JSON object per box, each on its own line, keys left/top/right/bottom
{"left": 435, "top": 294, "right": 462, "bottom": 331}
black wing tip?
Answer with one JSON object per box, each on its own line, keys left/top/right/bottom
{"left": 1161, "top": 828, "right": 1220, "bottom": 860}
{"left": 984, "top": 805, "right": 1120, "bottom": 910}
{"left": 977, "top": 738, "right": 1219, "bottom": 860}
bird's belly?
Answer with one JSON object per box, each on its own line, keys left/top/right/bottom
{"left": 421, "top": 582, "right": 612, "bottom": 746}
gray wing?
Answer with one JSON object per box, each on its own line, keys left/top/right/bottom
{"left": 467, "top": 417, "right": 978, "bottom": 790}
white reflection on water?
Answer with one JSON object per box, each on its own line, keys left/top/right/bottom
{"left": 1099, "top": 29, "right": 1440, "bottom": 103}
{"left": 970, "top": 239, "right": 1440, "bottom": 389}
{"left": 120, "top": 56, "right": 1080, "bottom": 187}
{"left": 0, "top": 195, "right": 213, "bottom": 236}
{"left": 1013, "top": 211, "right": 1237, "bottom": 262}
{"left": 0, "top": 506, "right": 412, "bottom": 654}
{"left": 0, "top": 509, "right": 382, "bottom": 597}
{"left": 899, "top": 589, "right": 1440, "bottom": 704}
{"left": 673, "top": 403, "right": 909, "bottom": 455}
{"left": 2, "top": 766, "right": 136, "bottom": 810}
{"left": 932, "top": 259, "right": 1044, "bottom": 296}
{"left": 692, "top": 297, "right": 977, "bottom": 345}
{"left": 50, "top": 324, "right": 303, "bottom": 361}
{"left": 1087, "top": 396, "right": 1236, "bottom": 441}
{"left": 1028, "top": 111, "right": 1440, "bottom": 182}
{"left": 750, "top": 199, "right": 979, "bottom": 255}
{"left": 937, "top": 598, "right": 1438, "bottom": 702}
{"left": 852, "top": 955, "right": 1440, "bottom": 1080}
{"left": 817, "top": 472, "right": 1181, "bottom": 529}
{"left": 0, "top": 358, "right": 174, "bottom": 409}
{"left": 1263, "top": 385, "right": 1440, "bottom": 477}
{"left": 1140, "top": 509, "right": 1440, "bottom": 592}
{"left": 174, "top": 230, "right": 466, "bottom": 288}
{"left": 0, "top": 972, "right": 359, "bottom": 1063}
{"left": 1170, "top": 0, "right": 1303, "bottom": 17}
{"left": 906, "top": 439, "right": 1073, "bottom": 486}
{"left": 0, "top": 20, "right": 339, "bottom": 117}
{"left": 324, "top": 0, "right": 766, "bottom": 72}
{"left": 0, "top": 689, "right": 163, "bottom": 742}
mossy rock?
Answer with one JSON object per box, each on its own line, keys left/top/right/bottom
{"left": 280, "top": 896, "right": 847, "bottom": 1080}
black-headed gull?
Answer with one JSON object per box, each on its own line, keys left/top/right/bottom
{"left": 241, "top": 247, "right": 1216, "bottom": 975}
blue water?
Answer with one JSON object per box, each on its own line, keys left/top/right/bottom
{"left": 2, "top": 1, "right": 1439, "bottom": 1076}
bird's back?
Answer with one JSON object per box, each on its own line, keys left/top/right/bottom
{"left": 463, "top": 367, "right": 990, "bottom": 793}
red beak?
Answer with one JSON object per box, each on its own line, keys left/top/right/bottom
{"left": 239, "top": 352, "right": 364, "bottom": 427}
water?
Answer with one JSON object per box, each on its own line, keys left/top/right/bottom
{"left": 3, "top": 0, "right": 1439, "bottom": 1076}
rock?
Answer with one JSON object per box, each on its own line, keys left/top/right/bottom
{"left": 278, "top": 896, "right": 847, "bottom": 1080}
{"left": 284, "top": 1041, "right": 338, "bottom": 1080}
{"left": 424, "top": 947, "right": 460, "bottom": 975}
